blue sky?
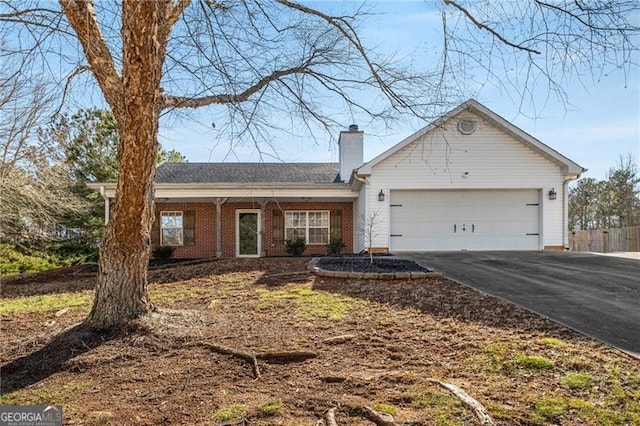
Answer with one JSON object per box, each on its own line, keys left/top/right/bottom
{"left": 157, "top": 1, "right": 639, "bottom": 181}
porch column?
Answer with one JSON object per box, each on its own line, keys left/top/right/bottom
{"left": 258, "top": 199, "right": 268, "bottom": 257}
{"left": 100, "top": 185, "right": 110, "bottom": 224}
{"left": 215, "top": 198, "right": 228, "bottom": 258}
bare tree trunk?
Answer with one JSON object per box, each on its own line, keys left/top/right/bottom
{"left": 84, "top": 1, "right": 168, "bottom": 329}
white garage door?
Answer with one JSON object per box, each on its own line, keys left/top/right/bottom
{"left": 390, "top": 189, "right": 540, "bottom": 251}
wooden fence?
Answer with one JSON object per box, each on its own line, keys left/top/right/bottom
{"left": 569, "top": 226, "right": 640, "bottom": 253}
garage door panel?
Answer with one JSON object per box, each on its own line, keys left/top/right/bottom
{"left": 390, "top": 190, "right": 540, "bottom": 251}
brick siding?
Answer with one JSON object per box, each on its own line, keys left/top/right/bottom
{"left": 153, "top": 202, "right": 216, "bottom": 258}
{"left": 152, "top": 200, "right": 354, "bottom": 258}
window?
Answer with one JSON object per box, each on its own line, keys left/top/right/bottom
{"left": 285, "top": 211, "right": 329, "bottom": 245}
{"left": 158, "top": 210, "right": 195, "bottom": 246}
{"left": 161, "top": 212, "right": 183, "bottom": 246}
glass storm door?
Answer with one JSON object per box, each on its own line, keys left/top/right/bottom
{"left": 237, "top": 210, "right": 260, "bottom": 257}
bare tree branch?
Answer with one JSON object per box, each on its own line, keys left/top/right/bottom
{"left": 59, "top": 0, "right": 124, "bottom": 117}
{"left": 162, "top": 66, "right": 308, "bottom": 109}
{"left": 443, "top": 0, "right": 541, "bottom": 54}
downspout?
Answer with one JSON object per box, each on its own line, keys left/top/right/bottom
{"left": 563, "top": 179, "right": 569, "bottom": 249}
{"left": 351, "top": 173, "right": 368, "bottom": 253}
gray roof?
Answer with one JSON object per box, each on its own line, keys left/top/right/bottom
{"left": 156, "top": 162, "right": 343, "bottom": 184}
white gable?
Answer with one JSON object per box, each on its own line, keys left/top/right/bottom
{"left": 369, "top": 109, "right": 564, "bottom": 189}
{"left": 356, "top": 99, "right": 584, "bottom": 178}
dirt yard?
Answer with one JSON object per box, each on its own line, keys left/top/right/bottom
{"left": 1, "top": 258, "right": 638, "bottom": 425}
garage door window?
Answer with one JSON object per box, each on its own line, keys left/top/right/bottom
{"left": 285, "top": 211, "right": 329, "bottom": 244}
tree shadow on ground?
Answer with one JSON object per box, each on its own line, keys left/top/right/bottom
{"left": 0, "top": 324, "right": 118, "bottom": 396}
{"left": 312, "top": 276, "right": 578, "bottom": 338}
{"left": 1, "top": 258, "right": 312, "bottom": 298}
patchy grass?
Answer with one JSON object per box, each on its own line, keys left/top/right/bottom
{"left": 516, "top": 355, "right": 554, "bottom": 370}
{"left": 256, "top": 287, "right": 357, "bottom": 321}
{"left": 0, "top": 292, "right": 90, "bottom": 315}
{"left": 0, "top": 383, "right": 84, "bottom": 405}
{"left": 212, "top": 404, "right": 247, "bottom": 422}
{"left": 400, "top": 387, "right": 466, "bottom": 425}
{"left": 373, "top": 402, "right": 397, "bottom": 416}
{"left": 533, "top": 396, "right": 567, "bottom": 421}
{"left": 563, "top": 372, "right": 594, "bottom": 389}
{"left": 149, "top": 286, "right": 207, "bottom": 301}
{"left": 539, "top": 337, "right": 569, "bottom": 348}
{"left": 258, "top": 400, "right": 283, "bottom": 417}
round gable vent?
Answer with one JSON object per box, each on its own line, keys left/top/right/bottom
{"left": 457, "top": 119, "right": 477, "bottom": 135}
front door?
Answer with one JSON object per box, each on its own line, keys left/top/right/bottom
{"left": 236, "top": 210, "right": 261, "bottom": 257}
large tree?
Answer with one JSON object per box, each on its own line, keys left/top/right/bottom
{"left": 1, "top": 1, "right": 637, "bottom": 329}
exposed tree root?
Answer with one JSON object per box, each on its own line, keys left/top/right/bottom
{"left": 322, "top": 334, "right": 356, "bottom": 345}
{"left": 199, "top": 343, "right": 261, "bottom": 378}
{"left": 255, "top": 349, "right": 318, "bottom": 363}
{"left": 362, "top": 406, "right": 398, "bottom": 426}
{"left": 316, "top": 378, "right": 494, "bottom": 426}
{"left": 324, "top": 407, "right": 338, "bottom": 426}
{"left": 192, "top": 342, "right": 317, "bottom": 379}
{"left": 429, "top": 379, "right": 496, "bottom": 426}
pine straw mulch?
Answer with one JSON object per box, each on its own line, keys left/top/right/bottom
{"left": 1, "top": 258, "right": 638, "bottom": 425}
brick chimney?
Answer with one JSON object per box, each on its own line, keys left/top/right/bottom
{"left": 338, "top": 124, "right": 363, "bottom": 182}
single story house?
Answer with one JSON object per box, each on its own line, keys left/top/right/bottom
{"left": 92, "top": 99, "right": 585, "bottom": 257}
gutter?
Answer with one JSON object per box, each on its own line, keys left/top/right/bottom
{"left": 87, "top": 182, "right": 353, "bottom": 191}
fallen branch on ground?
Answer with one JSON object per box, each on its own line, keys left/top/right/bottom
{"left": 428, "top": 379, "right": 495, "bottom": 426}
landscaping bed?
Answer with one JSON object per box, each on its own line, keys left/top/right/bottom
{"left": 316, "top": 256, "right": 431, "bottom": 274}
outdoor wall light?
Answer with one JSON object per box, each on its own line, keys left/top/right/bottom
{"left": 378, "top": 190, "right": 385, "bottom": 202}
{"left": 548, "top": 188, "right": 557, "bottom": 200}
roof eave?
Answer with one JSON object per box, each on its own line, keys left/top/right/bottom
{"left": 87, "top": 182, "right": 351, "bottom": 191}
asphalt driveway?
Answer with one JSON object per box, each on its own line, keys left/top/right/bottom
{"left": 398, "top": 251, "right": 640, "bottom": 356}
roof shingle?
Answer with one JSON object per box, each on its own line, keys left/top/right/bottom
{"left": 156, "top": 162, "right": 342, "bottom": 184}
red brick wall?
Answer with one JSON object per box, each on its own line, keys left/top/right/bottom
{"left": 153, "top": 200, "right": 354, "bottom": 258}
{"left": 153, "top": 202, "right": 216, "bottom": 258}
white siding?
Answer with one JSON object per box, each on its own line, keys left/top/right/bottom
{"left": 366, "top": 111, "right": 566, "bottom": 249}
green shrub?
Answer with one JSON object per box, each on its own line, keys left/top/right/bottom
{"left": 0, "top": 244, "right": 56, "bottom": 276}
{"left": 152, "top": 245, "right": 175, "bottom": 259}
{"left": 327, "top": 237, "right": 346, "bottom": 255}
{"left": 284, "top": 238, "right": 306, "bottom": 256}
{"left": 47, "top": 241, "right": 98, "bottom": 265}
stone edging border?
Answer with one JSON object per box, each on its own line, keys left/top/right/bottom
{"left": 307, "top": 257, "right": 443, "bottom": 280}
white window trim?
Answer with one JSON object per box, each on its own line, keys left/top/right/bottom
{"left": 160, "top": 211, "right": 184, "bottom": 246}
{"left": 285, "top": 210, "right": 330, "bottom": 245}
